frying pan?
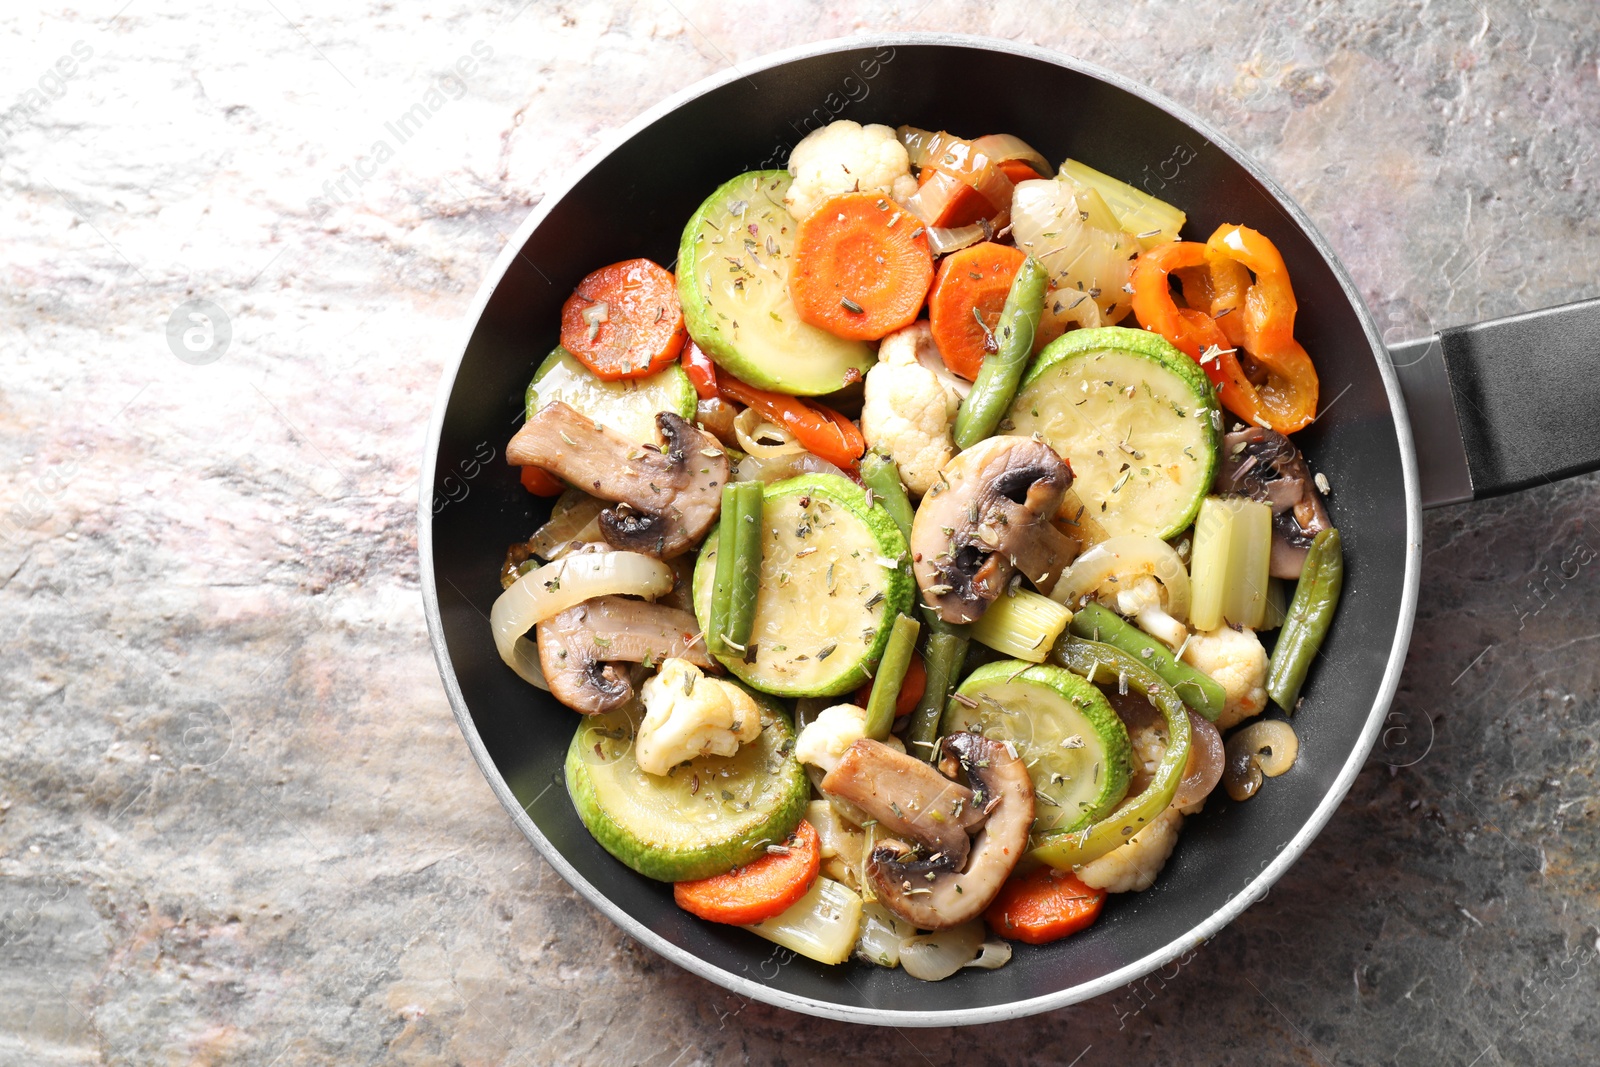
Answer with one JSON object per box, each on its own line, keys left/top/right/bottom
{"left": 418, "top": 34, "right": 1600, "bottom": 1025}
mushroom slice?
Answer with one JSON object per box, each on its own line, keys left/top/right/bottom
{"left": 535, "top": 595, "right": 712, "bottom": 715}
{"left": 508, "top": 401, "right": 728, "bottom": 559}
{"left": 820, "top": 739, "right": 987, "bottom": 871}
{"left": 911, "top": 436, "right": 1078, "bottom": 623}
{"left": 1213, "top": 426, "right": 1330, "bottom": 579}
{"left": 865, "top": 732, "right": 1036, "bottom": 930}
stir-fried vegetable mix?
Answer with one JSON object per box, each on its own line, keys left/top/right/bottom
{"left": 491, "top": 120, "right": 1344, "bottom": 977}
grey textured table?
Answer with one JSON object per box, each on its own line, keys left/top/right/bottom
{"left": 2, "top": 2, "right": 1597, "bottom": 1064}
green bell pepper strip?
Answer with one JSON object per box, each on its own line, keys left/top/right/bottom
{"left": 707, "top": 481, "right": 763, "bottom": 659}
{"left": 952, "top": 256, "right": 1048, "bottom": 450}
{"left": 864, "top": 614, "right": 921, "bottom": 741}
{"left": 1031, "top": 635, "right": 1191, "bottom": 870}
{"left": 1069, "top": 602, "right": 1227, "bottom": 722}
{"left": 1266, "top": 527, "right": 1343, "bottom": 712}
{"left": 906, "top": 630, "right": 969, "bottom": 764}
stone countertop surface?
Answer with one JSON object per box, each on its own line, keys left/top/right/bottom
{"left": 2, "top": 1, "right": 1597, "bottom": 1064}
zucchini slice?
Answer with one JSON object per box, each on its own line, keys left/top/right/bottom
{"left": 677, "top": 171, "right": 875, "bottom": 396}
{"left": 526, "top": 346, "right": 696, "bottom": 445}
{"left": 944, "top": 660, "right": 1132, "bottom": 840}
{"left": 1007, "top": 326, "right": 1219, "bottom": 540}
{"left": 565, "top": 688, "right": 808, "bottom": 882}
{"left": 693, "top": 474, "right": 913, "bottom": 698}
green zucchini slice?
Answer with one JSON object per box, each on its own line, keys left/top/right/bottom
{"left": 677, "top": 171, "right": 875, "bottom": 396}
{"left": 565, "top": 689, "right": 808, "bottom": 883}
{"left": 526, "top": 346, "right": 696, "bottom": 445}
{"left": 944, "top": 660, "right": 1133, "bottom": 840}
{"left": 1007, "top": 326, "right": 1219, "bottom": 540}
{"left": 693, "top": 474, "right": 913, "bottom": 698}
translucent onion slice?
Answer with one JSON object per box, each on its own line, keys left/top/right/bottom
{"left": 1010, "top": 178, "right": 1138, "bottom": 322}
{"left": 970, "top": 133, "right": 1051, "bottom": 177}
{"left": 898, "top": 920, "right": 986, "bottom": 981}
{"left": 962, "top": 938, "right": 1014, "bottom": 970}
{"left": 733, "top": 406, "right": 804, "bottom": 457}
{"left": 1174, "top": 708, "right": 1225, "bottom": 808}
{"left": 733, "top": 449, "right": 848, "bottom": 485}
{"left": 898, "top": 126, "right": 1014, "bottom": 227}
{"left": 527, "top": 488, "right": 605, "bottom": 561}
{"left": 1050, "top": 534, "right": 1192, "bottom": 621}
{"left": 925, "top": 222, "right": 988, "bottom": 256}
{"left": 490, "top": 551, "right": 674, "bottom": 683}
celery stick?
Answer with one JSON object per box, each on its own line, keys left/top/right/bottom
{"left": 1222, "top": 498, "right": 1272, "bottom": 629}
{"left": 743, "top": 877, "right": 862, "bottom": 965}
{"left": 969, "top": 588, "right": 1072, "bottom": 663}
{"left": 1188, "top": 497, "right": 1233, "bottom": 632}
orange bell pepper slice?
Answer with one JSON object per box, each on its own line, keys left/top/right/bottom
{"left": 1130, "top": 243, "right": 1273, "bottom": 427}
{"left": 716, "top": 375, "right": 866, "bottom": 471}
{"left": 1205, "top": 225, "right": 1319, "bottom": 431}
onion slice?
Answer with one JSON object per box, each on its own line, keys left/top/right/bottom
{"left": 970, "top": 133, "right": 1051, "bottom": 176}
{"left": 1050, "top": 534, "right": 1191, "bottom": 620}
{"left": 897, "top": 126, "right": 1014, "bottom": 228}
{"left": 1174, "top": 709, "right": 1225, "bottom": 808}
{"left": 925, "top": 222, "right": 988, "bottom": 256}
{"left": 490, "top": 551, "right": 674, "bottom": 684}
{"left": 898, "top": 920, "right": 986, "bottom": 981}
{"left": 733, "top": 406, "right": 804, "bottom": 457}
{"left": 733, "top": 449, "right": 849, "bottom": 485}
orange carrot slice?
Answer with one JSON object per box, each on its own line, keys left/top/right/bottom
{"left": 984, "top": 867, "right": 1106, "bottom": 945}
{"left": 928, "top": 242, "right": 1063, "bottom": 381}
{"left": 559, "top": 258, "right": 687, "bottom": 380}
{"left": 791, "top": 194, "right": 933, "bottom": 341}
{"left": 673, "top": 820, "right": 820, "bottom": 926}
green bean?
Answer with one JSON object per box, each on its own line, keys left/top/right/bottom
{"left": 906, "top": 631, "right": 969, "bottom": 763}
{"left": 1034, "top": 635, "right": 1191, "bottom": 870}
{"left": 858, "top": 452, "right": 960, "bottom": 637}
{"left": 1267, "top": 527, "right": 1343, "bottom": 712}
{"left": 952, "top": 256, "right": 1047, "bottom": 450}
{"left": 708, "top": 481, "right": 763, "bottom": 659}
{"left": 1069, "top": 602, "right": 1227, "bottom": 722}
{"left": 863, "top": 614, "right": 921, "bottom": 741}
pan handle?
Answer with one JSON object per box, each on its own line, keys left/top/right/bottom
{"left": 1389, "top": 297, "right": 1600, "bottom": 508}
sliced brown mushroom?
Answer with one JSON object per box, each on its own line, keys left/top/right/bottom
{"left": 911, "top": 436, "right": 1077, "bottom": 623}
{"left": 863, "top": 732, "right": 1035, "bottom": 930}
{"left": 1213, "top": 426, "right": 1330, "bottom": 579}
{"left": 536, "top": 595, "right": 712, "bottom": 714}
{"left": 820, "top": 739, "right": 989, "bottom": 871}
{"left": 508, "top": 401, "right": 727, "bottom": 559}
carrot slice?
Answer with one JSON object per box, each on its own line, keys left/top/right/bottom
{"left": 791, "top": 193, "right": 934, "bottom": 341}
{"left": 717, "top": 375, "right": 866, "bottom": 470}
{"left": 928, "top": 242, "right": 1063, "bottom": 381}
{"left": 854, "top": 649, "right": 926, "bottom": 719}
{"left": 559, "top": 258, "right": 687, "bottom": 380}
{"left": 519, "top": 465, "right": 564, "bottom": 496}
{"left": 984, "top": 866, "right": 1106, "bottom": 945}
{"left": 673, "top": 820, "right": 820, "bottom": 926}
{"left": 680, "top": 339, "right": 719, "bottom": 400}
{"left": 916, "top": 158, "right": 1047, "bottom": 229}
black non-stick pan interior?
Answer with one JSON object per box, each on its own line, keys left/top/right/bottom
{"left": 424, "top": 38, "right": 1415, "bottom": 1020}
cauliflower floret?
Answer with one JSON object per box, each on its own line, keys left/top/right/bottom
{"left": 793, "top": 704, "right": 905, "bottom": 775}
{"left": 785, "top": 120, "right": 918, "bottom": 222}
{"left": 860, "top": 322, "right": 962, "bottom": 496}
{"left": 634, "top": 659, "right": 761, "bottom": 776}
{"left": 1181, "top": 626, "right": 1269, "bottom": 729}
{"left": 1112, "top": 575, "right": 1187, "bottom": 649}
{"left": 1076, "top": 805, "right": 1184, "bottom": 893}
